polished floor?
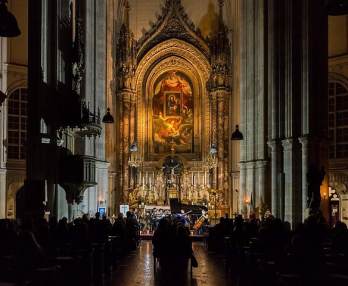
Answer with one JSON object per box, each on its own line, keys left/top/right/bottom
{"left": 109, "top": 241, "right": 232, "bottom": 286}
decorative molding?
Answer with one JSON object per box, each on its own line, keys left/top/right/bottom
{"left": 136, "top": 0, "right": 210, "bottom": 61}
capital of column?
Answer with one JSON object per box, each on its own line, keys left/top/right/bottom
{"left": 267, "top": 139, "right": 280, "bottom": 152}
{"left": 239, "top": 161, "right": 247, "bottom": 170}
{"left": 299, "top": 135, "right": 309, "bottom": 148}
{"left": 281, "top": 137, "right": 298, "bottom": 152}
{"left": 256, "top": 160, "right": 268, "bottom": 169}
{"left": 245, "top": 160, "right": 256, "bottom": 169}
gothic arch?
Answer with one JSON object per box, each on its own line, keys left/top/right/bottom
{"left": 329, "top": 72, "right": 348, "bottom": 90}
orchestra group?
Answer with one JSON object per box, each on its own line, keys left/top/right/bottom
{"left": 138, "top": 208, "right": 209, "bottom": 234}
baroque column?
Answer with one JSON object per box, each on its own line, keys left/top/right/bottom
{"left": 208, "top": 0, "right": 231, "bottom": 204}
{"left": 116, "top": 0, "right": 137, "bottom": 203}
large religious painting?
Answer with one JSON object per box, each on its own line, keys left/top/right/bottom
{"left": 152, "top": 71, "right": 194, "bottom": 153}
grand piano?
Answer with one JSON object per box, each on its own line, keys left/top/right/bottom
{"left": 169, "top": 198, "right": 208, "bottom": 216}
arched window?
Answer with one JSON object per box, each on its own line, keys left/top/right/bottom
{"left": 7, "top": 88, "right": 27, "bottom": 160}
{"left": 329, "top": 80, "right": 348, "bottom": 159}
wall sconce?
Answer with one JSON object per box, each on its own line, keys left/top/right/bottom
{"left": 102, "top": 107, "right": 114, "bottom": 123}
{"left": 0, "top": 0, "right": 21, "bottom": 37}
{"left": 231, "top": 125, "right": 244, "bottom": 140}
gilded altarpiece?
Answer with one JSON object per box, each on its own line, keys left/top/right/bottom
{"left": 114, "top": 0, "right": 232, "bottom": 215}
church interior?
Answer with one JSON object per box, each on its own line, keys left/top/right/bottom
{"left": 1, "top": 0, "right": 348, "bottom": 285}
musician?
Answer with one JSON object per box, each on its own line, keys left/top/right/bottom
{"left": 193, "top": 209, "right": 209, "bottom": 234}
{"left": 177, "top": 209, "right": 191, "bottom": 227}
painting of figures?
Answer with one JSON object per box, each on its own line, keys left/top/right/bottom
{"left": 152, "top": 71, "right": 193, "bottom": 153}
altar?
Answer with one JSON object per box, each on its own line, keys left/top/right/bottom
{"left": 113, "top": 0, "right": 232, "bottom": 216}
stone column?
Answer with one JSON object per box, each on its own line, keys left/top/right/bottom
{"left": 299, "top": 136, "right": 309, "bottom": 220}
{"left": 256, "top": 160, "right": 268, "bottom": 210}
{"left": 246, "top": 161, "right": 256, "bottom": 212}
{"left": 282, "top": 138, "right": 301, "bottom": 225}
{"left": 239, "top": 161, "right": 247, "bottom": 217}
{"left": 0, "top": 170, "right": 6, "bottom": 218}
{"left": 268, "top": 139, "right": 281, "bottom": 217}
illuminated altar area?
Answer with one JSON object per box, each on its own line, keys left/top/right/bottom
{"left": 112, "top": 0, "right": 232, "bottom": 217}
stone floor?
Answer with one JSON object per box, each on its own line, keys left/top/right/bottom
{"left": 108, "top": 241, "right": 233, "bottom": 286}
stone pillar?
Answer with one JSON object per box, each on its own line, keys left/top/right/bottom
{"left": 268, "top": 139, "right": 281, "bottom": 217}
{"left": 299, "top": 136, "right": 309, "bottom": 220}
{"left": 246, "top": 161, "right": 255, "bottom": 212}
{"left": 256, "top": 160, "right": 267, "bottom": 210}
{"left": 282, "top": 138, "right": 301, "bottom": 225}
{"left": 239, "top": 162, "right": 247, "bottom": 217}
{"left": 0, "top": 170, "right": 6, "bottom": 218}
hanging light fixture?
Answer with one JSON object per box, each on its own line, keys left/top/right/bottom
{"left": 0, "top": 0, "right": 21, "bottom": 37}
{"left": 102, "top": 107, "right": 114, "bottom": 124}
{"left": 231, "top": 125, "right": 244, "bottom": 140}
